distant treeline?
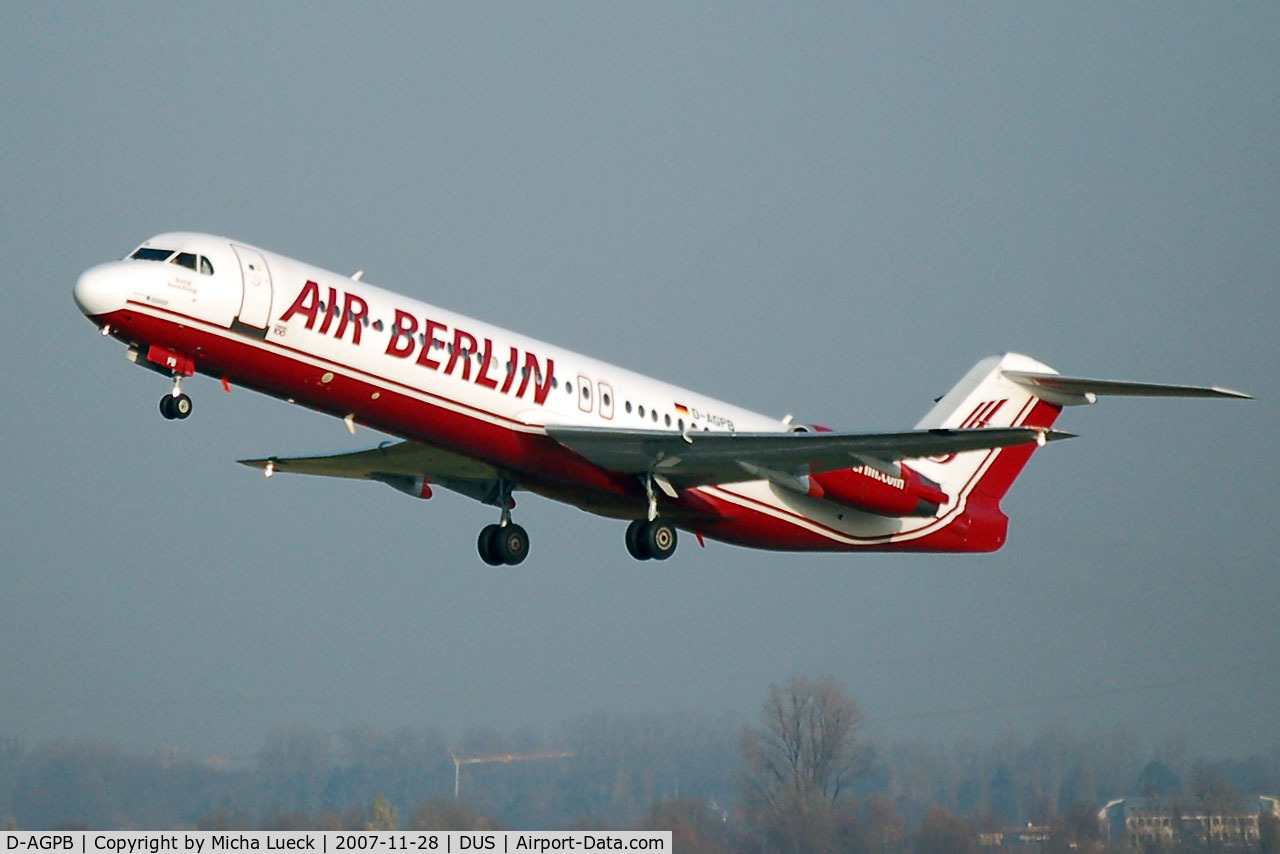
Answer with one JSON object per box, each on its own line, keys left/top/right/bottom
{"left": 1, "top": 681, "right": 1278, "bottom": 852}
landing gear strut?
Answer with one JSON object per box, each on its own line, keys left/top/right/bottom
{"left": 476, "top": 478, "right": 528, "bottom": 566}
{"left": 159, "top": 376, "right": 192, "bottom": 420}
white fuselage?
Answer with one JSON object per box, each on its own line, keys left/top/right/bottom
{"left": 74, "top": 232, "right": 1049, "bottom": 554}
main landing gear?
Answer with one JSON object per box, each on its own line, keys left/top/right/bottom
{"left": 477, "top": 523, "right": 529, "bottom": 566}
{"left": 624, "top": 473, "right": 678, "bottom": 560}
{"left": 476, "top": 479, "right": 528, "bottom": 566}
{"left": 624, "top": 518, "right": 678, "bottom": 561}
{"left": 159, "top": 377, "right": 192, "bottom": 420}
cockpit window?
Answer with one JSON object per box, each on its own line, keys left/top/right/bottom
{"left": 130, "top": 247, "right": 175, "bottom": 262}
{"left": 129, "top": 246, "right": 213, "bottom": 274}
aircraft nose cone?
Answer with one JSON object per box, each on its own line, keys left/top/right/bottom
{"left": 73, "top": 263, "right": 128, "bottom": 318}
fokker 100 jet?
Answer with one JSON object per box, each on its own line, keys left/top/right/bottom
{"left": 73, "top": 233, "right": 1249, "bottom": 565}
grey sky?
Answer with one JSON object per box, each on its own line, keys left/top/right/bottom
{"left": 2, "top": 3, "right": 1276, "bottom": 759}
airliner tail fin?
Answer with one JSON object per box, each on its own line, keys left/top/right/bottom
{"left": 909, "top": 353, "right": 1249, "bottom": 551}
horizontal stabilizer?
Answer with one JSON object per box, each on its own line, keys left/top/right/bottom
{"left": 1003, "top": 371, "right": 1252, "bottom": 406}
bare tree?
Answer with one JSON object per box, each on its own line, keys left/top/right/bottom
{"left": 914, "top": 805, "right": 979, "bottom": 854}
{"left": 740, "top": 675, "right": 867, "bottom": 853}
{"left": 644, "top": 798, "right": 735, "bottom": 854}
{"left": 365, "top": 794, "right": 399, "bottom": 830}
{"left": 406, "top": 799, "right": 501, "bottom": 831}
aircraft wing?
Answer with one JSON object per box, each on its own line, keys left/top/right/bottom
{"left": 544, "top": 425, "right": 1072, "bottom": 487}
{"left": 237, "top": 440, "right": 507, "bottom": 505}
{"left": 238, "top": 426, "right": 1069, "bottom": 498}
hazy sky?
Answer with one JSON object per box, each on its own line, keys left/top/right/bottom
{"left": 2, "top": 3, "right": 1276, "bottom": 761}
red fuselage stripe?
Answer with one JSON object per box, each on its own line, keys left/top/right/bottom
{"left": 126, "top": 300, "right": 538, "bottom": 430}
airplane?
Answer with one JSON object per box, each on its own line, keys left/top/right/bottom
{"left": 73, "top": 232, "right": 1250, "bottom": 565}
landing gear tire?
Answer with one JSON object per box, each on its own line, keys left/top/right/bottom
{"left": 477, "top": 524, "right": 504, "bottom": 566}
{"left": 477, "top": 478, "right": 526, "bottom": 566}
{"left": 625, "top": 519, "right": 651, "bottom": 561}
{"left": 643, "top": 519, "right": 677, "bottom": 560}
{"left": 493, "top": 523, "right": 529, "bottom": 565}
{"left": 159, "top": 394, "right": 192, "bottom": 420}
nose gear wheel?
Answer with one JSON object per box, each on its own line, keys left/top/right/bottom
{"left": 159, "top": 393, "right": 193, "bottom": 420}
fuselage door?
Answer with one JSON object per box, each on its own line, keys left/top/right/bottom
{"left": 577, "top": 375, "right": 593, "bottom": 413}
{"left": 231, "top": 244, "right": 274, "bottom": 330}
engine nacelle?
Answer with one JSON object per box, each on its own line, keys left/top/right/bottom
{"left": 807, "top": 463, "right": 948, "bottom": 517}
{"left": 377, "top": 474, "right": 434, "bottom": 499}
{"left": 786, "top": 423, "right": 833, "bottom": 434}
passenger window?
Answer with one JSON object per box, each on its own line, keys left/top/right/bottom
{"left": 172, "top": 252, "right": 198, "bottom": 271}
{"left": 199, "top": 256, "right": 214, "bottom": 275}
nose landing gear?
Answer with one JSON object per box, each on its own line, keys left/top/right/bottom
{"left": 128, "top": 346, "right": 196, "bottom": 421}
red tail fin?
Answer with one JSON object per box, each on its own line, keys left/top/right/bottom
{"left": 908, "top": 354, "right": 1064, "bottom": 552}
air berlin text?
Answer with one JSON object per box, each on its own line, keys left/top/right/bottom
{"left": 279, "top": 281, "right": 555, "bottom": 405}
